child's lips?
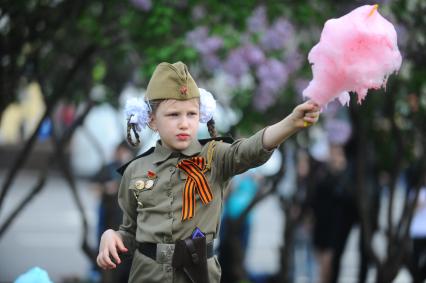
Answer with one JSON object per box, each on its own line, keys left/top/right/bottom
{"left": 176, "top": 134, "right": 190, "bottom": 141}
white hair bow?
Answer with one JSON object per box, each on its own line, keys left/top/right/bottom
{"left": 199, "top": 88, "right": 217, "bottom": 123}
{"left": 124, "top": 97, "right": 150, "bottom": 131}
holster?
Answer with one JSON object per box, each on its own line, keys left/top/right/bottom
{"left": 172, "top": 237, "right": 210, "bottom": 283}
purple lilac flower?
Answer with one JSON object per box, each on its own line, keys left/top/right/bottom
{"left": 284, "top": 50, "right": 303, "bottom": 73}
{"left": 256, "top": 59, "right": 288, "bottom": 93}
{"left": 224, "top": 49, "right": 249, "bottom": 79}
{"left": 253, "top": 87, "right": 276, "bottom": 111}
{"left": 199, "top": 36, "right": 224, "bottom": 54}
{"left": 186, "top": 26, "right": 209, "bottom": 47}
{"left": 247, "top": 6, "right": 267, "bottom": 33}
{"left": 186, "top": 27, "right": 223, "bottom": 55}
{"left": 252, "top": 59, "right": 289, "bottom": 111}
{"left": 130, "top": 0, "right": 152, "bottom": 11}
{"left": 273, "top": 18, "right": 294, "bottom": 38}
{"left": 202, "top": 54, "right": 222, "bottom": 71}
{"left": 242, "top": 44, "right": 265, "bottom": 66}
{"left": 261, "top": 32, "right": 278, "bottom": 51}
{"left": 261, "top": 18, "right": 294, "bottom": 51}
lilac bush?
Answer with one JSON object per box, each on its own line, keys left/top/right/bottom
{"left": 186, "top": 26, "right": 224, "bottom": 72}
{"left": 247, "top": 6, "right": 268, "bottom": 34}
{"left": 261, "top": 18, "right": 294, "bottom": 51}
{"left": 185, "top": 5, "right": 304, "bottom": 113}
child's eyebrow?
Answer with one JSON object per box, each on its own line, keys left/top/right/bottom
{"left": 165, "top": 111, "right": 179, "bottom": 115}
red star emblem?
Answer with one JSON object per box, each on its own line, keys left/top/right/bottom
{"left": 147, "top": 170, "right": 157, "bottom": 179}
{"left": 180, "top": 85, "right": 188, "bottom": 95}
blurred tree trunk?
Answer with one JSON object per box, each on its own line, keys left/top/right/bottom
{"left": 0, "top": 100, "right": 97, "bottom": 264}
{"left": 350, "top": 86, "right": 426, "bottom": 282}
{"left": 0, "top": 44, "right": 97, "bottom": 211}
{"left": 277, "top": 196, "right": 297, "bottom": 283}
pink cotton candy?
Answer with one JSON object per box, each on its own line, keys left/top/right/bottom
{"left": 303, "top": 5, "right": 402, "bottom": 107}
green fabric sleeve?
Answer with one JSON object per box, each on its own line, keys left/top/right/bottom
{"left": 213, "top": 128, "right": 275, "bottom": 182}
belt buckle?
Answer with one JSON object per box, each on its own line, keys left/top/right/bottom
{"left": 156, "top": 243, "right": 175, "bottom": 264}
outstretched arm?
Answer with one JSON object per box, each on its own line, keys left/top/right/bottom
{"left": 263, "top": 101, "right": 320, "bottom": 150}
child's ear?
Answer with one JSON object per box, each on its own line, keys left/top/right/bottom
{"left": 148, "top": 114, "right": 157, "bottom": 131}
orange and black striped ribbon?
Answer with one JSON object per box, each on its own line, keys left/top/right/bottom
{"left": 176, "top": 157, "right": 213, "bottom": 221}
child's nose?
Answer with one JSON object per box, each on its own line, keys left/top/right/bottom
{"left": 179, "top": 116, "right": 189, "bottom": 128}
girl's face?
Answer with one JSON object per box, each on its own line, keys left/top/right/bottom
{"left": 149, "top": 99, "right": 200, "bottom": 151}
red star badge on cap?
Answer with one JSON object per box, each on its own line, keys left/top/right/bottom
{"left": 180, "top": 85, "right": 188, "bottom": 95}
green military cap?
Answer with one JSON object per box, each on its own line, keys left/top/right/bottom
{"left": 146, "top": 61, "right": 200, "bottom": 101}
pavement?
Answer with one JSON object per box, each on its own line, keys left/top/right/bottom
{"left": 0, "top": 170, "right": 98, "bottom": 283}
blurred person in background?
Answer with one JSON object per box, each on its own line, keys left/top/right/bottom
{"left": 218, "top": 169, "right": 262, "bottom": 283}
{"left": 91, "top": 140, "right": 135, "bottom": 283}
{"left": 327, "top": 143, "right": 359, "bottom": 283}
{"left": 292, "top": 148, "right": 317, "bottom": 282}
{"left": 406, "top": 165, "right": 426, "bottom": 283}
{"left": 310, "top": 143, "right": 354, "bottom": 283}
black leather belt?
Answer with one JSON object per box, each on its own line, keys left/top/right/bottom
{"left": 138, "top": 241, "right": 214, "bottom": 262}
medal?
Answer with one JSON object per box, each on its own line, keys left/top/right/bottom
{"left": 135, "top": 180, "right": 145, "bottom": 190}
{"left": 145, "top": 179, "right": 154, "bottom": 189}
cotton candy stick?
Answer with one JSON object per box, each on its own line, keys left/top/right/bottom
{"left": 303, "top": 5, "right": 402, "bottom": 107}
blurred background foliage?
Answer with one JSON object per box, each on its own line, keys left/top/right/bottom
{"left": 1, "top": 0, "right": 424, "bottom": 133}
{"left": 1, "top": 0, "right": 425, "bottom": 178}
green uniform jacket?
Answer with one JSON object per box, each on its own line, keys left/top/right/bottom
{"left": 117, "top": 128, "right": 274, "bottom": 283}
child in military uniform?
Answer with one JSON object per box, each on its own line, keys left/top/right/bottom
{"left": 96, "top": 61, "right": 320, "bottom": 283}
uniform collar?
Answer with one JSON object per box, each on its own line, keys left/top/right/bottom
{"left": 153, "top": 139, "right": 203, "bottom": 164}
{"left": 117, "top": 136, "right": 234, "bottom": 175}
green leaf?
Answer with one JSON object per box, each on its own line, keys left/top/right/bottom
{"left": 92, "top": 60, "right": 107, "bottom": 82}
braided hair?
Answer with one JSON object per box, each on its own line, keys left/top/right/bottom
{"left": 126, "top": 115, "right": 140, "bottom": 147}
{"left": 126, "top": 100, "right": 163, "bottom": 147}
{"left": 207, "top": 118, "right": 217, "bottom": 138}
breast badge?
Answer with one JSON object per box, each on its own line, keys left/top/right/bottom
{"left": 135, "top": 180, "right": 145, "bottom": 190}
{"left": 145, "top": 179, "right": 154, "bottom": 189}
{"left": 130, "top": 171, "right": 158, "bottom": 207}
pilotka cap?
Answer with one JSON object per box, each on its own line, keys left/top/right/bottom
{"left": 146, "top": 61, "right": 200, "bottom": 101}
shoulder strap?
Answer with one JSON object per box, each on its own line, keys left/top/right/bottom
{"left": 198, "top": 136, "right": 234, "bottom": 145}
{"left": 205, "top": 141, "right": 216, "bottom": 171}
{"left": 116, "top": 147, "right": 155, "bottom": 175}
